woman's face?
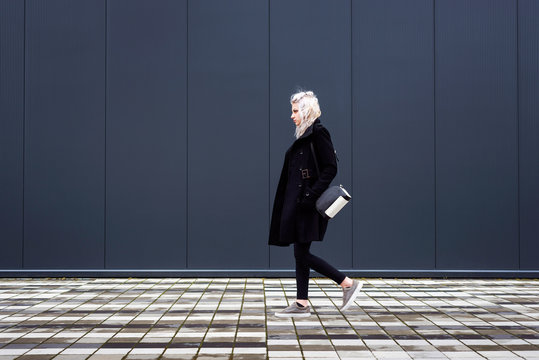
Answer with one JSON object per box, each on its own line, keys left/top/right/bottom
{"left": 291, "top": 103, "right": 301, "bottom": 127}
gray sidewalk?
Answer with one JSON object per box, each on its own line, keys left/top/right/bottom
{"left": 0, "top": 278, "right": 538, "bottom": 360}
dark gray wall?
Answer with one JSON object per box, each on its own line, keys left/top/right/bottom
{"left": 353, "top": 0, "right": 435, "bottom": 270}
{"left": 0, "top": 0, "right": 24, "bottom": 269}
{"left": 435, "top": 0, "right": 519, "bottom": 269}
{"left": 1, "top": 0, "right": 537, "bottom": 275}
{"left": 187, "top": 0, "right": 268, "bottom": 269}
{"left": 519, "top": 0, "right": 539, "bottom": 270}
{"left": 106, "top": 0, "right": 187, "bottom": 269}
{"left": 24, "top": 0, "right": 106, "bottom": 269}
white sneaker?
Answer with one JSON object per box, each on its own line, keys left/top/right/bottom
{"left": 275, "top": 302, "right": 311, "bottom": 318}
{"left": 341, "top": 280, "right": 363, "bottom": 311}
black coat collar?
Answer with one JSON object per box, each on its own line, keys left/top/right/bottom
{"left": 297, "top": 118, "right": 320, "bottom": 140}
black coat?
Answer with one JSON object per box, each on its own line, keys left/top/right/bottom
{"left": 268, "top": 119, "right": 338, "bottom": 246}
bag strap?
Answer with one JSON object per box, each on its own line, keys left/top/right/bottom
{"left": 310, "top": 141, "right": 340, "bottom": 184}
{"left": 310, "top": 142, "right": 320, "bottom": 178}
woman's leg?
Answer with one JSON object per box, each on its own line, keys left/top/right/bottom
{"left": 298, "top": 242, "right": 347, "bottom": 285}
{"left": 294, "top": 242, "right": 311, "bottom": 301}
{"left": 294, "top": 242, "right": 349, "bottom": 300}
{"left": 293, "top": 242, "right": 361, "bottom": 312}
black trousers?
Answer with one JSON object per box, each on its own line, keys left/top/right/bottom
{"left": 294, "top": 242, "right": 346, "bottom": 300}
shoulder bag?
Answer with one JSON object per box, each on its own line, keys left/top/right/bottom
{"left": 310, "top": 142, "right": 352, "bottom": 220}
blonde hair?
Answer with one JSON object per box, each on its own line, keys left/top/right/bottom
{"left": 290, "top": 90, "right": 322, "bottom": 139}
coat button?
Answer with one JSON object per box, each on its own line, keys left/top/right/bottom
{"left": 300, "top": 151, "right": 303, "bottom": 155}
{"left": 298, "top": 184, "right": 302, "bottom": 188}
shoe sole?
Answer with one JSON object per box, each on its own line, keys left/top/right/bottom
{"left": 340, "top": 281, "right": 363, "bottom": 311}
{"left": 274, "top": 312, "right": 311, "bottom": 318}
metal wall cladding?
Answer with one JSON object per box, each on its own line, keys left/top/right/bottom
{"left": 106, "top": 0, "right": 187, "bottom": 269}
{"left": 0, "top": 0, "right": 24, "bottom": 268}
{"left": 1, "top": 0, "right": 538, "bottom": 273}
{"left": 518, "top": 0, "right": 539, "bottom": 270}
{"left": 353, "top": 0, "right": 435, "bottom": 270}
{"left": 24, "top": 0, "right": 106, "bottom": 269}
{"left": 187, "top": 0, "right": 269, "bottom": 269}
{"left": 435, "top": 0, "right": 519, "bottom": 269}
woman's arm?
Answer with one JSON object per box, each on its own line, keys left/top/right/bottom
{"left": 305, "top": 127, "right": 338, "bottom": 199}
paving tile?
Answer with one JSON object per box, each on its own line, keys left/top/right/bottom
{"left": 372, "top": 350, "right": 412, "bottom": 359}
{"left": 405, "top": 350, "right": 447, "bottom": 359}
{"left": 87, "top": 355, "right": 124, "bottom": 360}
{"left": 0, "top": 348, "right": 28, "bottom": 356}
{"left": 337, "top": 350, "right": 376, "bottom": 359}
{"left": 16, "top": 355, "right": 55, "bottom": 360}
{"left": 232, "top": 346, "right": 266, "bottom": 354}
{"left": 231, "top": 355, "right": 265, "bottom": 360}
{"left": 0, "top": 278, "right": 538, "bottom": 359}
{"left": 163, "top": 348, "right": 198, "bottom": 355}
{"left": 443, "top": 351, "right": 485, "bottom": 359}
{"left": 161, "top": 355, "right": 196, "bottom": 360}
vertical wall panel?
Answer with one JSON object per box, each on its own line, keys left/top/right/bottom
{"left": 353, "top": 0, "right": 435, "bottom": 269}
{"left": 519, "top": 0, "right": 539, "bottom": 269}
{"left": 436, "top": 0, "right": 518, "bottom": 269}
{"left": 106, "top": 0, "right": 187, "bottom": 269}
{"left": 188, "top": 0, "right": 268, "bottom": 269}
{"left": 1, "top": 0, "right": 536, "bottom": 274}
{"left": 0, "top": 0, "right": 24, "bottom": 268}
{"left": 269, "top": 0, "right": 352, "bottom": 270}
{"left": 24, "top": 0, "right": 105, "bottom": 268}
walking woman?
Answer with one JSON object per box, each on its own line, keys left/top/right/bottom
{"left": 269, "top": 90, "right": 362, "bottom": 318}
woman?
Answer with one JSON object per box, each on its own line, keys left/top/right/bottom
{"left": 269, "top": 90, "right": 362, "bottom": 318}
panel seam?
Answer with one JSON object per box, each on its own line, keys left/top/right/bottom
{"left": 22, "top": 0, "right": 26, "bottom": 269}
{"left": 516, "top": 0, "right": 520, "bottom": 269}
{"left": 268, "top": 0, "right": 271, "bottom": 269}
{"left": 350, "top": 0, "right": 354, "bottom": 269}
{"left": 186, "top": 0, "right": 189, "bottom": 269}
{"left": 104, "top": 0, "right": 107, "bottom": 269}
{"left": 433, "top": 0, "right": 437, "bottom": 270}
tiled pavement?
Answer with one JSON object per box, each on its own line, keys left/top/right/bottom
{"left": 0, "top": 278, "right": 538, "bottom": 360}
